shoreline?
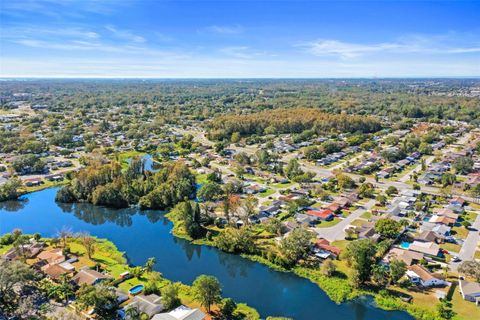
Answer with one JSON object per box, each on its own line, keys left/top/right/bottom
{"left": 164, "top": 211, "right": 437, "bottom": 320}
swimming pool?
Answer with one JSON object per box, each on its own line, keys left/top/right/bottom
{"left": 129, "top": 284, "right": 144, "bottom": 295}
{"left": 400, "top": 242, "right": 411, "bottom": 249}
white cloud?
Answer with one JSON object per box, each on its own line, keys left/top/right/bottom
{"left": 205, "top": 24, "right": 243, "bottom": 34}
{"left": 302, "top": 36, "right": 480, "bottom": 59}
{"left": 105, "top": 25, "right": 145, "bottom": 43}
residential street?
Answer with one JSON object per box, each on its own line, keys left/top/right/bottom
{"left": 314, "top": 198, "right": 376, "bottom": 242}
{"left": 450, "top": 212, "right": 480, "bottom": 270}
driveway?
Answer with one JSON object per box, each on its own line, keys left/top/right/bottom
{"left": 313, "top": 198, "right": 376, "bottom": 242}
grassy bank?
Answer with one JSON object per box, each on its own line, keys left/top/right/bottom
{"left": 165, "top": 213, "right": 446, "bottom": 320}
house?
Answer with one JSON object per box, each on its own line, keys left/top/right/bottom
{"left": 37, "top": 248, "right": 65, "bottom": 265}
{"left": 72, "top": 268, "right": 111, "bottom": 286}
{"left": 459, "top": 280, "right": 480, "bottom": 304}
{"left": 125, "top": 294, "right": 164, "bottom": 318}
{"left": 152, "top": 305, "right": 205, "bottom": 320}
{"left": 429, "top": 215, "right": 456, "bottom": 226}
{"left": 3, "top": 241, "right": 44, "bottom": 261}
{"left": 325, "top": 202, "right": 341, "bottom": 213}
{"left": 24, "top": 178, "right": 43, "bottom": 187}
{"left": 353, "top": 221, "right": 379, "bottom": 242}
{"left": 43, "top": 264, "right": 72, "bottom": 281}
{"left": 415, "top": 231, "right": 443, "bottom": 244}
{"left": 305, "top": 209, "right": 334, "bottom": 221}
{"left": 408, "top": 241, "right": 441, "bottom": 257}
{"left": 406, "top": 265, "right": 447, "bottom": 287}
{"left": 449, "top": 197, "right": 466, "bottom": 206}
{"left": 313, "top": 240, "right": 341, "bottom": 259}
{"left": 383, "top": 248, "right": 424, "bottom": 266}
{"left": 295, "top": 213, "right": 317, "bottom": 226}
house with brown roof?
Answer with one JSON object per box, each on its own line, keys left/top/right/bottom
{"left": 43, "top": 264, "right": 72, "bottom": 281}
{"left": 72, "top": 268, "right": 111, "bottom": 286}
{"left": 408, "top": 241, "right": 441, "bottom": 257}
{"left": 415, "top": 231, "right": 444, "bottom": 244}
{"left": 37, "top": 248, "right": 65, "bottom": 265}
{"left": 406, "top": 265, "right": 447, "bottom": 287}
{"left": 383, "top": 248, "right": 424, "bottom": 266}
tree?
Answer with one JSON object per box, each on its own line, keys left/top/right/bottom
{"left": 374, "top": 218, "right": 402, "bottom": 239}
{"left": 0, "top": 178, "right": 22, "bottom": 202}
{"left": 285, "top": 159, "right": 303, "bottom": 180}
{"left": 0, "top": 260, "right": 35, "bottom": 313}
{"left": 76, "top": 284, "right": 117, "bottom": 319}
{"left": 56, "top": 226, "right": 72, "bottom": 248}
{"left": 436, "top": 299, "right": 455, "bottom": 320}
{"left": 389, "top": 259, "right": 407, "bottom": 284}
{"left": 220, "top": 298, "right": 237, "bottom": 319}
{"left": 336, "top": 174, "right": 356, "bottom": 190}
{"left": 385, "top": 186, "right": 398, "bottom": 196}
{"left": 453, "top": 156, "right": 474, "bottom": 174}
{"left": 197, "top": 182, "right": 223, "bottom": 201}
{"left": 458, "top": 260, "right": 480, "bottom": 282}
{"left": 342, "top": 239, "right": 377, "bottom": 287}
{"left": 376, "top": 194, "right": 387, "bottom": 206}
{"left": 161, "top": 282, "right": 181, "bottom": 310}
{"left": 144, "top": 257, "right": 156, "bottom": 272}
{"left": 320, "top": 260, "right": 337, "bottom": 276}
{"left": 279, "top": 227, "right": 313, "bottom": 267}
{"left": 192, "top": 275, "right": 222, "bottom": 313}
{"left": 371, "top": 264, "right": 389, "bottom": 287}
{"left": 80, "top": 233, "right": 96, "bottom": 259}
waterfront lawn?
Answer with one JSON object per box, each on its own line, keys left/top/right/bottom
{"left": 0, "top": 244, "right": 13, "bottom": 255}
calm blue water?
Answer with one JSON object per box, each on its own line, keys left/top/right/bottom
{"left": 400, "top": 242, "right": 411, "bottom": 249}
{"left": 0, "top": 188, "right": 413, "bottom": 320}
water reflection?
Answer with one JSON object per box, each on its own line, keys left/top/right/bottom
{"left": 0, "top": 188, "right": 414, "bottom": 320}
{"left": 58, "top": 202, "right": 135, "bottom": 227}
{"left": 217, "top": 250, "right": 250, "bottom": 278}
{"left": 0, "top": 198, "right": 29, "bottom": 212}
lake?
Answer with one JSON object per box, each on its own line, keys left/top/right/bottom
{"left": 0, "top": 188, "right": 413, "bottom": 320}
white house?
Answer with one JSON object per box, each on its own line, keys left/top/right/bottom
{"left": 406, "top": 265, "right": 447, "bottom": 287}
{"left": 459, "top": 280, "right": 480, "bottom": 304}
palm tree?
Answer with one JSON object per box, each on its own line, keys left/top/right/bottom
{"left": 144, "top": 257, "right": 156, "bottom": 273}
{"left": 56, "top": 226, "right": 72, "bottom": 249}
{"left": 125, "top": 306, "right": 141, "bottom": 320}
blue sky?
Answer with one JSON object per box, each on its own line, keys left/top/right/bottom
{"left": 1, "top": 0, "right": 479, "bottom": 78}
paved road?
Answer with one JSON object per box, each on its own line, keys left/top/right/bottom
{"left": 450, "top": 212, "right": 480, "bottom": 270}
{"left": 399, "top": 155, "right": 435, "bottom": 183}
{"left": 313, "top": 198, "right": 376, "bottom": 242}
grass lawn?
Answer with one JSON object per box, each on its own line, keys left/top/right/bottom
{"left": 0, "top": 244, "right": 13, "bottom": 255}
{"left": 270, "top": 182, "right": 294, "bottom": 189}
{"left": 440, "top": 242, "right": 461, "bottom": 254}
{"left": 360, "top": 211, "right": 372, "bottom": 219}
{"left": 316, "top": 218, "right": 341, "bottom": 228}
{"left": 258, "top": 189, "right": 275, "bottom": 198}
{"left": 462, "top": 211, "right": 478, "bottom": 223}
{"left": 451, "top": 283, "right": 480, "bottom": 320}
{"left": 475, "top": 250, "right": 480, "bottom": 260}
{"left": 350, "top": 219, "right": 366, "bottom": 227}
{"left": 331, "top": 240, "right": 350, "bottom": 251}
{"left": 451, "top": 226, "right": 469, "bottom": 239}
{"left": 21, "top": 179, "right": 69, "bottom": 194}
{"left": 195, "top": 173, "right": 209, "bottom": 184}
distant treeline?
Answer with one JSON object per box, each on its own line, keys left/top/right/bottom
{"left": 56, "top": 158, "right": 196, "bottom": 209}
{"left": 208, "top": 108, "right": 382, "bottom": 140}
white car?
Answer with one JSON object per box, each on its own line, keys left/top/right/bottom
{"left": 452, "top": 256, "right": 461, "bottom": 262}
